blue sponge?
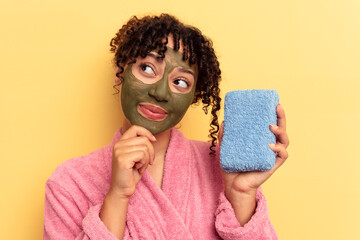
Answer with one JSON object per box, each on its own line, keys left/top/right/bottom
{"left": 220, "top": 89, "right": 279, "bottom": 172}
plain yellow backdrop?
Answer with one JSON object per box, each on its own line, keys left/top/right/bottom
{"left": 1, "top": 0, "right": 359, "bottom": 239}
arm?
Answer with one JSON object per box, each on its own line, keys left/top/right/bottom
{"left": 225, "top": 189, "right": 256, "bottom": 227}
{"left": 99, "top": 190, "right": 129, "bottom": 239}
{"left": 44, "top": 125, "right": 156, "bottom": 240}
{"left": 44, "top": 180, "right": 119, "bottom": 240}
{"left": 216, "top": 104, "right": 289, "bottom": 238}
{"left": 215, "top": 188, "right": 278, "bottom": 240}
{"left": 99, "top": 125, "right": 156, "bottom": 239}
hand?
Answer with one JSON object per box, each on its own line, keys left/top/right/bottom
{"left": 219, "top": 104, "right": 290, "bottom": 199}
{"left": 109, "top": 125, "right": 156, "bottom": 199}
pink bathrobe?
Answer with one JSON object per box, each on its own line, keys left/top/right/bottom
{"left": 44, "top": 128, "right": 278, "bottom": 239}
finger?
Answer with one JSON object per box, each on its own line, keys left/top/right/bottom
{"left": 121, "top": 137, "right": 155, "bottom": 164}
{"left": 114, "top": 141, "right": 150, "bottom": 161}
{"left": 118, "top": 150, "right": 148, "bottom": 170}
{"left": 134, "top": 161, "right": 144, "bottom": 170}
{"left": 268, "top": 144, "right": 288, "bottom": 172}
{"left": 218, "top": 121, "right": 224, "bottom": 146}
{"left": 269, "top": 125, "right": 290, "bottom": 147}
{"left": 132, "top": 152, "right": 149, "bottom": 175}
{"left": 121, "top": 125, "right": 157, "bottom": 142}
{"left": 138, "top": 162, "right": 148, "bottom": 175}
{"left": 134, "top": 161, "right": 148, "bottom": 175}
{"left": 276, "top": 104, "right": 286, "bottom": 132}
{"left": 130, "top": 145, "right": 150, "bottom": 167}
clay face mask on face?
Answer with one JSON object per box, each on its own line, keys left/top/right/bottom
{"left": 121, "top": 47, "right": 197, "bottom": 135}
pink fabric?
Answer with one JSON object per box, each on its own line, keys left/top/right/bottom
{"left": 44, "top": 128, "right": 278, "bottom": 239}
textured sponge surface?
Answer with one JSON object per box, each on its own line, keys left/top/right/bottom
{"left": 220, "top": 90, "right": 279, "bottom": 172}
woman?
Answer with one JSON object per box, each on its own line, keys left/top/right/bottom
{"left": 44, "top": 14, "right": 289, "bottom": 240}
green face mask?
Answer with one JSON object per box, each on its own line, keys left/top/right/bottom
{"left": 121, "top": 47, "right": 197, "bottom": 135}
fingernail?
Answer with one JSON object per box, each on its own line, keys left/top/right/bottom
{"left": 271, "top": 124, "right": 278, "bottom": 129}
{"left": 269, "top": 143, "right": 276, "bottom": 148}
{"left": 152, "top": 136, "right": 157, "bottom": 141}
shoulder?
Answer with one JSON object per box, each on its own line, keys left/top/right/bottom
{"left": 47, "top": 144, "right": 112, "bottom": 190}
{"left": 51, "top": 145, "right": 111, "bottom": 176}
{"left": 47, "top": 129, "right": 121, "bottom": 188}
{"left": 45, "top": 128, "right": 123, "bottom": 200}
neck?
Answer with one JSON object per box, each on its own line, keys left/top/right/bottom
{"left": 122, "top": 119, "right": 171, "bottom": 158}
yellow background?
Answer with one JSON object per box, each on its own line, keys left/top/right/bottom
{"left": 1, "top": 0, "right": 359, "bottom": 239}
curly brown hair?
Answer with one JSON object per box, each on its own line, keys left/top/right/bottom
{"left": 110, "top": 13, "right": 221, "bottom": 155}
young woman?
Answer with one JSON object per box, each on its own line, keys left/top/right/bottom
{"left": 44, "top": 14, "right": 289, "bottom": 240}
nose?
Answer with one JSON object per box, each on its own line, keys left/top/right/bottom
{"left": 148, "top": 76, "right": 170, "bottom": 102}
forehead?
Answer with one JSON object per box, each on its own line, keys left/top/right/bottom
{"left": 166, "top": 34, "right": 183, "bottom": 52}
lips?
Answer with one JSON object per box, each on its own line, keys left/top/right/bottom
{"left": 137, "top": 103, "right": 168, "bottom": 121}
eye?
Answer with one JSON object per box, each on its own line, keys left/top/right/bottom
{"left": 140, "top": 64, "right": 155, "bottom": 75}
{"left": 173, "top": 79, "right": 189, "bottom": 89}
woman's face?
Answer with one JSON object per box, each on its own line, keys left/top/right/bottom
{"left": 120, "top": 43, "right": 197, "bottom": 135}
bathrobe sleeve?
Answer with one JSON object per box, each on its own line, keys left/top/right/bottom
{"left": 44, "top": 180, "right": 119, "bottom": 240}
{"left": 215, "top": 188, "right": 278, "bottom": 240}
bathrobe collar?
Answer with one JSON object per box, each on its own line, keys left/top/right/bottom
{"left": 115, "top": 128, "right": 194, "bottom": 239}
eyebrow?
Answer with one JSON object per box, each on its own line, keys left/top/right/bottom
{"left": 146, "top": 52, "right": 195, "bottom": 76}
{"left": 147, "top": 52, "right": 163, "bottom": 61}
{"left": 178, "top": 68, "right": 195, "bottom": 76}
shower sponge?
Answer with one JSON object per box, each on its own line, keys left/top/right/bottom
{"left": 220, "top": 89, "right": 279, "bottom": 172}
